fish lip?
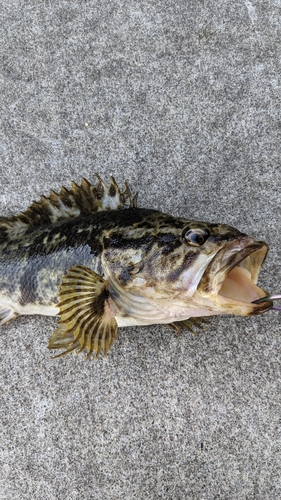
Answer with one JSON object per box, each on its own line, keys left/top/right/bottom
{"left": 198, "top": 237, "right": 272, "bottom": 315}
{"left": 248, "top": 299, "right": 273, "bottom": 315}
{"left": 219, "top": 240, "right": 267, "bottom": 278}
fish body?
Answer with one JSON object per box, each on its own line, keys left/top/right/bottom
{"left": 0, "top": 176, "right": 273, "bottom": 358}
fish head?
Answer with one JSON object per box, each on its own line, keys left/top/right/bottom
{"left": 102, "top": 210, "right": 272, "bottom": 320}
{"left": 194, "top": 224, "right": 272, "bottom": 316}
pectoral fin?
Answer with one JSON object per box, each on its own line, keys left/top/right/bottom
{"left": 169, "top": 317, "right": 209, "bottom": 336}
{"left": 48, "top": 265, "right": 118, "bottom": 359}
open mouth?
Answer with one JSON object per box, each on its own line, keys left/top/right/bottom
{"left": 200, "top": 238, "right": 273, "bottom": 315}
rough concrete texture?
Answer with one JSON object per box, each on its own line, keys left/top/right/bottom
{"left": 0, "top": 1, "right": 280, "bottom": 499}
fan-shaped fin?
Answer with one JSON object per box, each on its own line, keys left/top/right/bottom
{"left": 48, "top": 265, "right": 118, "bottom": 359}
{"left": 169, "top": 317, "right": 209, "bottom": 336}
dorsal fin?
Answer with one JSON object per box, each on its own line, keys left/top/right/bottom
{"left": 0, "top": 175, "right": 138, "bottom": 241}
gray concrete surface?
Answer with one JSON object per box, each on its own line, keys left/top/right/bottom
{"left": 0, "top": 1, "right": 280, "bottom": 498}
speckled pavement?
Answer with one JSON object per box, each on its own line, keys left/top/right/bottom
{"left": 0, "top": 1, "right": 280, "bottom": 498}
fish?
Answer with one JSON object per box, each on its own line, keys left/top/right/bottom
{"left": 0, "top": 175, "right": 275, "bottom": 359}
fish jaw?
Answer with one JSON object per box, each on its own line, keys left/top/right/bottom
{"left": 197, "top": 237, "right": 273, "bottom": 316}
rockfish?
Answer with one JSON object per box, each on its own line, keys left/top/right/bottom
{"left": 0, "top": 176, "right": 274, "bottom": 358}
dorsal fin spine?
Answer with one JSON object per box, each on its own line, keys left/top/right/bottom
{"left": 0, "top": 175, "right": 138, "bottom": 242}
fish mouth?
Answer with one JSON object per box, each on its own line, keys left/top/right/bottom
{"left": 199, "top": 238, "right": 273, "bottom": 315}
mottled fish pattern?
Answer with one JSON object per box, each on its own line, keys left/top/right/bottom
{"left": 0, "top": 176, "right": 273, "bottom": 358}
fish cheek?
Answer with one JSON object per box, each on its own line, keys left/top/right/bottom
{"left": 103, "top": 246, "right": 145, "bottom": 287}
{"left": 117, "top": 265, "right": 135, "bottom": 286}
{"left": 140, "top": 242, "right": 198, "bottom": 290}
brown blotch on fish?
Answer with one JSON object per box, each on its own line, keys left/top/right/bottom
{"left": 166, "top": 252, "right": 198, "bottom": 282}
{"left": 109, "top": 185, "right": 116, "bottom": 197}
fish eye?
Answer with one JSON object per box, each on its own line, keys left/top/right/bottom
{"left": 184, "top": 228, "right": 209, "bottom": 246}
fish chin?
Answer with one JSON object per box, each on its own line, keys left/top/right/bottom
{"left": 198, "top": 238, "right": 273, "bottom": 316}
